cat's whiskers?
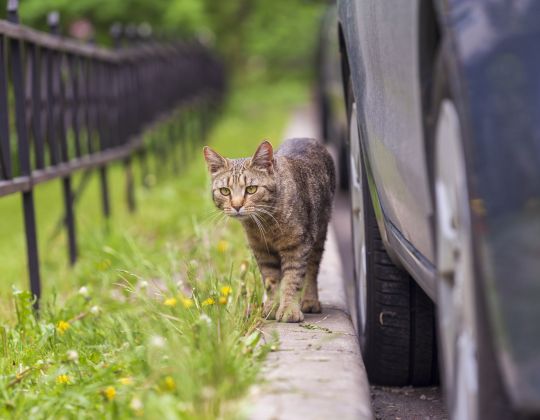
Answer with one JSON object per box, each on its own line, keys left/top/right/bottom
{"left": 215, "top": 216, "right": 231, "bottom": 235}
{"left": 253, "top": 204, "right": 279, "bottom": 211}
{"left": 254, "top": 208, "right": 283, "bottom": 232}
{"left": 202, "top": 206, "right": 226, "bottom": 218}
{"left": 251, "top": 212, "right": 267, "bottom": 233}
{"left": 210, "top": 211, "right": 229, "bottom": 230}
{"left": 250, "top": 213, "right": 270, "bottom": 253}
{"left": 201, "top": 212, "right": 224, "bottom": 227}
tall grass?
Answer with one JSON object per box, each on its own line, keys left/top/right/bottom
{"left": 0, "top": 79, "right": 307, "bottom": 418}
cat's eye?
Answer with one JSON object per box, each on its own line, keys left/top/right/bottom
{"left": 246, "top": 185, "right": 258, "bottom": 194}
{"left": 219, "top": 187, "right": 231, "bottom": 196}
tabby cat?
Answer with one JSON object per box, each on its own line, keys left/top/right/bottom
{"left": 203, "top": 139, "right": 335, "bottom": 322}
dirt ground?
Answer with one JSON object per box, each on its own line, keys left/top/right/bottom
{"left": 371, "top": 386, "right": 447, "bottom": 420}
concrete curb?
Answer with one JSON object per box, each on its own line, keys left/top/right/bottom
{"left": 245, "top": 102, "right": 372, "bottom": 420}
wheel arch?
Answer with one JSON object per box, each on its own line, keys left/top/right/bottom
{"left": 418, "top": 0, "right": 442, "bottom": 209}
{"left": 337, "top": 22, "right": 350, "bottom": 116}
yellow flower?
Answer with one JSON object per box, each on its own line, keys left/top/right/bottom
{"left": 163, "top": 297, "right": 177, "bottom": 307}
{"left": 119, "top": 377, "right": 134, "bottom": 385}
{"left": 104, "top": 386, "right": 116, "bottom": 401}
{"left": 57, "top": 321, "right": 70, "bottom": 335}
{"left": 219, "top": 296, "right": 228, "bottom": 305}
{"left": 202, "top": 297, "right": 215, "bottom": 307}
{"left": 56, "top": 374, "right": 70, "bottom": 384}
{"left": 164, "top": 376, "right": 176, "bottom": 391}
{"left": 220, "top": 285, "right": 232, "bottom": 297}
{"left": 217, "top": 240, "right": 229, "bottom": 253}
{"left": 181, "top": 297, "right": 194, "bottom": 309}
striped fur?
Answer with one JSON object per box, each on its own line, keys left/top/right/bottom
{"left": 203, "top": 139, "right": 335, "bottom": 322}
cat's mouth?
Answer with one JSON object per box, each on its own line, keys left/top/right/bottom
{"left": 228, "top": 212, "right": 248, "bottom": 219}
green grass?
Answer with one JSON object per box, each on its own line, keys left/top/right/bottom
{"left": 0, "top": 79, "right": 308, "bottom": 419}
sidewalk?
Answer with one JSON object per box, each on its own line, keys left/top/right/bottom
{"left": 245, "top": 106, "right": 373, "bottom": 420}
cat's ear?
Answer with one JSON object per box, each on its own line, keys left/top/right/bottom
{"left": 249, "top": 140, "right": 274, "bottom": 172}
{"left": 203, "top": 146, "right": 228, "bottom": 174}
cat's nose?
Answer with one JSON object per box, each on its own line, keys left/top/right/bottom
{"left": 232, "top": 205, "right": 242, "bottom": 212}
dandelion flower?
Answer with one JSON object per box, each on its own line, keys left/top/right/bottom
{"left": 220, "top": 285, "right": 232, "bottom": 297}
{"left": 103, "top": 386, "right": 116, "bottom": 401}
{"left": 181, "top": 297, "right": 194, "bottom": 309}
{"left": 57, "top": 320, "right": 70, "bottom": 335}
{"left": 66, "top": 350, "right": 79, "bottom": 362}
{"left": 130, "top": 397, "right": 144, "bottom": 415}
{"left": 78, "top": 286, "right": 89, "bottom": 297}
{"left": 199, "top": 314, "right": 212, "bottom": 325}
{"left": 202, "top": 297, "right": 215, "bottom": 307}
{"left": 217, "top": 240, "right": 229, "bottom": 253}
{"left": 56, "top": 374, "right": 70, "bottom": 384}
{"left": 219, "top": 296, "right": 228, "bottom": 305}
{"left": 119, "top": 377, "right": 134, "bottom": 385}
{"left": 163, "top": 297, "right": 177, "bottom": 307}
{"left": 149, "top": 335, "right": 166, "bottom": 348}
{"left": 164, "top": 376, "right": 176, "bottom": 391}
{"left": 239, "top": 260, "right": 249, "bottom": 276}
{"left": 90, "top": 305, "right": 102, "bottom": 315}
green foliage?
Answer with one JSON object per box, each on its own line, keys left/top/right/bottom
{"left": 0, "top": 78, "right": 308, "bottom": 417}
{"left": 15, "top": 0, "right": 326, "bottom": 78}
{"left": 1, "top": 246, "right": 269, "bottom": 419}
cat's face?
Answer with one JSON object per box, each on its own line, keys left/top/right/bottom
{"left": 203, "top": 141, "right": 277, "bottom": 219}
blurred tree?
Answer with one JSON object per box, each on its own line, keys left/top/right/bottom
{"left": 12, "top": 0, "right": 326, "bottom": 79}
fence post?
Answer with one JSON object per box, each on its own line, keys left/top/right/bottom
{"left": 8, "top": 0, "right": 42, "bottom": 305}
{"left": 93, "top": 57, "right": 112, "bottom": 222}
{"left": 48, "top": 11, "right": 78, "bottom": 265}
{"left": 114, "top": 24, "right": 136, "bottom": 212}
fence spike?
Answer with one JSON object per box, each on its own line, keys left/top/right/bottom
{"left": 47, "top": 11, "right": 60, "bottom": 34}
{"left": 0, "top": 10, "right": 226, "bottom": 307}
{"left": 7, "top": 0, "right": 19, "bottom": 23}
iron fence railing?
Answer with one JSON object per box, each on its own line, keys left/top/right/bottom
{"left": 0, "top": 1, "right": 225, "bottom": 306}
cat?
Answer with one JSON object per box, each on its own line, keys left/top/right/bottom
{"left": 203, "top": 139, "right": 335, "bottom": 322}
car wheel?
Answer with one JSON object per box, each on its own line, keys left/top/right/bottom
{"left": 431, "top": 48, "right": 515, "bottom": 420}
{"left": 347, "top": 78, "right": 437, "bottom": 386}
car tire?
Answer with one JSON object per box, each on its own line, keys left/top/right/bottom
{"left": 347, "top": 77, "right": 437, "bottom": 386}
{"left": 429, "top": 45, "right": 515, "bottom": 420}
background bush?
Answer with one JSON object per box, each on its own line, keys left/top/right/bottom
{"left": 5, "top": 0, "right": 327, "bottom": 80}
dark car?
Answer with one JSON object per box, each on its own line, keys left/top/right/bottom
{"left": 320, "top": 1, "right": 540, "bottom": 419}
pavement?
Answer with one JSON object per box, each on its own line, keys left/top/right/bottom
{"left": 245, "top": 106, "right": 374, "bottom": 420}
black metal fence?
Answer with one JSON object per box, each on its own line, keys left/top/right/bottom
{"left": 0, "top": 1, "right": 225, "bottom": 306}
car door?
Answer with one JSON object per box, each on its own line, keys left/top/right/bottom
{"left": 348, "top": 0, "right": 435, "bottom": 263}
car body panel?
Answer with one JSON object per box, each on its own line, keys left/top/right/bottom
{"left": 317, "top": 6, "right": 347, "bottom": 144}
{"left": 441, "top": 0, "right": 540, "bottom": 411}
{"left": 339, "top": 0, "right": 435, "bottom": 265}
{"left": 337, "top": 0, "right": 540, "bottom": 412}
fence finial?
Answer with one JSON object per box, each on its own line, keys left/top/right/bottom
{"left": 138, "top": 23, "right": 152, "bottom": 41}
{"left": 7, "top": 0, "right": 19, "bottom": 24}
{"left": 125, "top": 23, "right": 137, "bottom": 45}
{"left": 47, "top": 11, "right": 60, "bottom": 35}
{"left": 110, "top": 22, "right": 123, "bottom": 49}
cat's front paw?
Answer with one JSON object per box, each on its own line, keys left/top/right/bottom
{"left": 276, "top": 302, "right": 304, "bottom": 323}
{"left": 301, "top": 299, "right": 322, "bottom": 314}
{"left": 263, "top": 300, "right": 277, "bottom": 320}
